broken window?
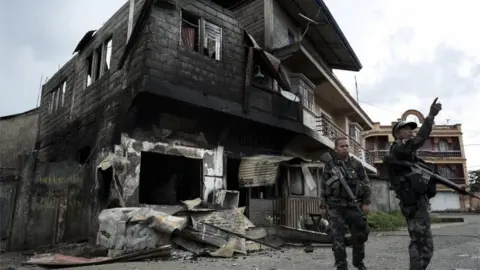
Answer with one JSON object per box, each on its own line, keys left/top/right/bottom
{"left": 302, "top": 87, "right": 314, "bottom": 112}
{"left": 85, "top": 36, "right": 113, "bottom": 88}
{"left": 139, "top": 152, "right": 202, "bottom": 205}
{"left": 49, "top": 91, "right": 55, "bottom": 113}
{"left": 203, "top": 21, "right": 221, "bottom": 60}
{"left": 54, "top": 87, "right": 60, "bottom": 111}
{"left": 61, "top": 81, "right": 67, "bottom": 107}
{"left": 86, "top": 54, "right": 93, "bottom": 87}
{"left": 94, "top": 46, "right": 103, "bottom": 80}
{"left": 104, "top": 37, "right": 112, "bottom": 71}
{"left": 181, "top": 10, "right": 199, "bottom": 51}
{"left": 289, "top": 167, "right": 305, "bottom": 196}
{"left": 77, "top": 146, "right": 91, "bottom": 164}
{"left": 180, "top": 10, "right": 222, "bottom": 60}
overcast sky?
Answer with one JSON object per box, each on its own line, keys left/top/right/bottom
{"left": 1, "top": 0, "right": 479, "bottom": 170}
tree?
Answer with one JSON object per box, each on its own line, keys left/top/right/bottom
{"left": 468, "top": 169, "right": 480, "bottom": 192}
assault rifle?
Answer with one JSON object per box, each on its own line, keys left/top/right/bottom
{"left": 383, "top": 156, "right": 480, "bottom": 200}
{"left": 319, "top": 152, "right": 367, "bottom": 222}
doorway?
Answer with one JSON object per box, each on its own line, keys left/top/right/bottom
{"left": 139, "top": 151, "right": 202, "bottom": 205}
{"left": 226, "top": 157, "right": 248, "bottom": 211}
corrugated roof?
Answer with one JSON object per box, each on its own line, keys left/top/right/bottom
{"left": 238, "top": 155, "right": 298, "bottom": 187}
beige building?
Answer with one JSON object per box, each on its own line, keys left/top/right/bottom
{"left": 364, "top": 109, "right": 468, "bottom": 211}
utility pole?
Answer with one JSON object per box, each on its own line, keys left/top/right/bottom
{"left": 354, "top": 75, "right": 359, "bottom": 103}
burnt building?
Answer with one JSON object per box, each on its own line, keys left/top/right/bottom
{"left": 9, "top": 0, "right": 377, "bottom": 250}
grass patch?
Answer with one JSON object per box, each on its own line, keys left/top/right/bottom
{"left": 367, "top": 211, "right": 405, "bottom": 231}
{"left": 365, "top": 212, "right": 462, "bottom": 232}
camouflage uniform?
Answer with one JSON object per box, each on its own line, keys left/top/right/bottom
{"left": 388, "top": 115, "right": 437, "bottom": 270}
{"left": 320, "top": 157, "right": 371, "bottom": 270}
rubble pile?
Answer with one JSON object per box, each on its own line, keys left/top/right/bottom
{"left": 23, "top": 191, "right": 332, "bottom": 267}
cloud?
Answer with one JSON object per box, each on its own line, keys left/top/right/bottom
{"left": 324, "top": 0, "right": 480, "bottom": 171}
{"left": 0, "top": 0, "right": 125, "bottom": 116}
{"left": 1, "top": 0, "right": 480, "bottom": 171}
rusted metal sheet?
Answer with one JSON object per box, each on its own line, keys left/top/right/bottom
{"left": 273, "top": 197, "right": 322, "bottom": 228}
{"left": 238, "top": 155, "right": 297, "bottom": 187}
{"left": 244, "top": 31, "right": 291, "bottom": 91}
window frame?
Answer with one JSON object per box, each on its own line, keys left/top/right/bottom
{"left": 180, "top": 9, "right": 222, "bottom": 61}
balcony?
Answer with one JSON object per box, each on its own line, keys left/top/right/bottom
{"left": 315, "top": 116, "right": 375, "bottom": 166}
{"left": 249, "top": 86, "right": 301, "bottom": 121}
{"left": 370, "top": 149, "right": 463, "bottom": 160}
{"left": 446, "top": 178, "right": 467, "bottom": 185}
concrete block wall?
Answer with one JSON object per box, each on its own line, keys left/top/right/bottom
{"left": 146, "top": 0, "right": 245, "bottom": 104}
{"left": 0, "top": 109, "right": 39, "bottom": 168}
{"left": 235, "top": 0, "right": 265, "bottom": 47}
{"left": 37, "top": 0, "right": 147, "bottom": 163}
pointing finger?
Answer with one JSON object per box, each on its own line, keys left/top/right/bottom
{"left": 431, "top": 97, "right": 438, "bottom": 106}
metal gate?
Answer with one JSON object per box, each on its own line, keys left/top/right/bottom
{"left": 0, "top": 181, "right": 18, "bottom": 250}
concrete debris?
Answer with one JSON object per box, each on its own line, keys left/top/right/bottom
{"left": 22, "top": 191, "right": 335, "bottom": 266}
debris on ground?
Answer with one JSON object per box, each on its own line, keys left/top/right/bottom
{"left": 21, "top": 191, "right": 334, "bottom": 267}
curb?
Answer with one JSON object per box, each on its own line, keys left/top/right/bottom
{"left": 433, "top": 217, "right": 465, "bottom": 223}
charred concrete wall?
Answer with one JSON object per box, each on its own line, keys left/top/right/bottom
{"left": 0, "top": 108, "right": 39, "bottom": 168}
{"left": 36, "top": 0, "right": 147, "bottom": 164}
{"left": 235, "top": 0, "right": 265, "bottom": 48}
{"left": 10, "top": 0, "right": 150, "bottom": 250}
{"left": 145, "top": 0, "right": 245, "bottom": 104}
{"left": 99, "top": 133, "right": 224, "bottom": 205}
{"left": 9, "top": 156, "right": 87, "bottom": 250}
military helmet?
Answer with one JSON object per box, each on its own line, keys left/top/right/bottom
{"left": 392, "top": 120, "right": 417, "bottom": 137}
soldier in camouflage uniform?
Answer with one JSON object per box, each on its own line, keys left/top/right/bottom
{"left": 320, "top": 137, "right": 372, "bottom": 270}
{"left": 387, "top": 98, "right": 442, "bottom": 270}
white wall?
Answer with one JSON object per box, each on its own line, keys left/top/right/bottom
{"left": 430, "top": 191, "right": 461, "bottom": 211}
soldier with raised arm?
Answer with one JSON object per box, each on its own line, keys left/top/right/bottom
{"left": 387, "top": 98, "right": 442, "bottom": 270}
{"left": 320, "top": 137, "right": 372, "bottom": 270}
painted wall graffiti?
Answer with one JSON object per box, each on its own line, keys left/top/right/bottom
{"left": 38, "top": 176, "right": 82, "bottom": 185}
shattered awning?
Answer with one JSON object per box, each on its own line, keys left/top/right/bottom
{"left": 238, "top": 155, "right": 298, "bottom": 188}
{"left": 244, "top": 31, "right": 291, "bottom": 91}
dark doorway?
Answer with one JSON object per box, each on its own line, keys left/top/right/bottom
{"left": 226, "top": 157, "right": 248, "bottom": 211}
{"left": 139, "top": 151, "right": 202, "bottom": 205}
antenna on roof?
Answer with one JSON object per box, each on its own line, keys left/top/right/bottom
{"left": 36, "top": 74, "right": 43, "bottom": 107}
{"left": 354, "top": 75, "right": 359, "bottom": 103}
{"left": 298, "top": 10, "right": 322, "bottom": 41}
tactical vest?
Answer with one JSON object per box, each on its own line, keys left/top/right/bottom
{"left": 324, "top": 159, "right": 363, "bottom": 205}
{"left": 387, "top": 141, "right": 433, "bottom": 206}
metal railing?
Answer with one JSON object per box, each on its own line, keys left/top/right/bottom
{"left": 369, "top": 149, "right": 463, "bottom": 159}
{"left": 446, "top": 178, "right": 467, "bottom": 185}
{"left": 315, "top": 116, "right": 375, "bottom": 165}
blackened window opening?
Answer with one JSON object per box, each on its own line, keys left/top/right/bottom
{"left": 77, "top": 146, "right": 91, "bottom": 164}
{"left": 181, "top": 11, "right": 199, "bottom": 51}
{"left": 139, "top": 151, "right": 202, "bottom": 205}
{"left": 226, "top": 157, "right": 248, "bottom": 208}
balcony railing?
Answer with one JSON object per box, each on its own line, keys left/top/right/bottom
{"left": 369, "top": 149, "right": 463, "bottom": 159}
{"left": 447, "top": 178, "right": 467, "bottom": 185}
{"left": 249, "top": 86, "right": 300, "bottom": 120}
{"left": 315, "top": 116, "right": 375, "bottom": 166}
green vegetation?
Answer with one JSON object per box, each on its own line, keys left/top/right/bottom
{"left": 367, "top": 211, "right": 405, "bottom": 231}
{"left": 366, "top": 211, "right": 456, "bottom": 232}
{"left": 468, "top": 169, "right": 480, "bottom": 192}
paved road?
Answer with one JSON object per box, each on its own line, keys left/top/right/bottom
{"left": 3, "top": 214, "right": 479, "bottom": 270}
{"left": 70, "top": 214, "right": 480, "bottom": 270}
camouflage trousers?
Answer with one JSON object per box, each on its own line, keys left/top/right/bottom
{"left": 402, "top": 203, "right": 434, "bottom": 270}
{"left": 328, "top": 206, "right": 369, "bottom": 269}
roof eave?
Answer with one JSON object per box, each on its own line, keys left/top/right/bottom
{"left": 313, "top": 0, "right": 363, "bottom": 71}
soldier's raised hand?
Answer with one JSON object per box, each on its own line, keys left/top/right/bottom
{"left": 428, "top": 97, "right": 442, "bottom": 117}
